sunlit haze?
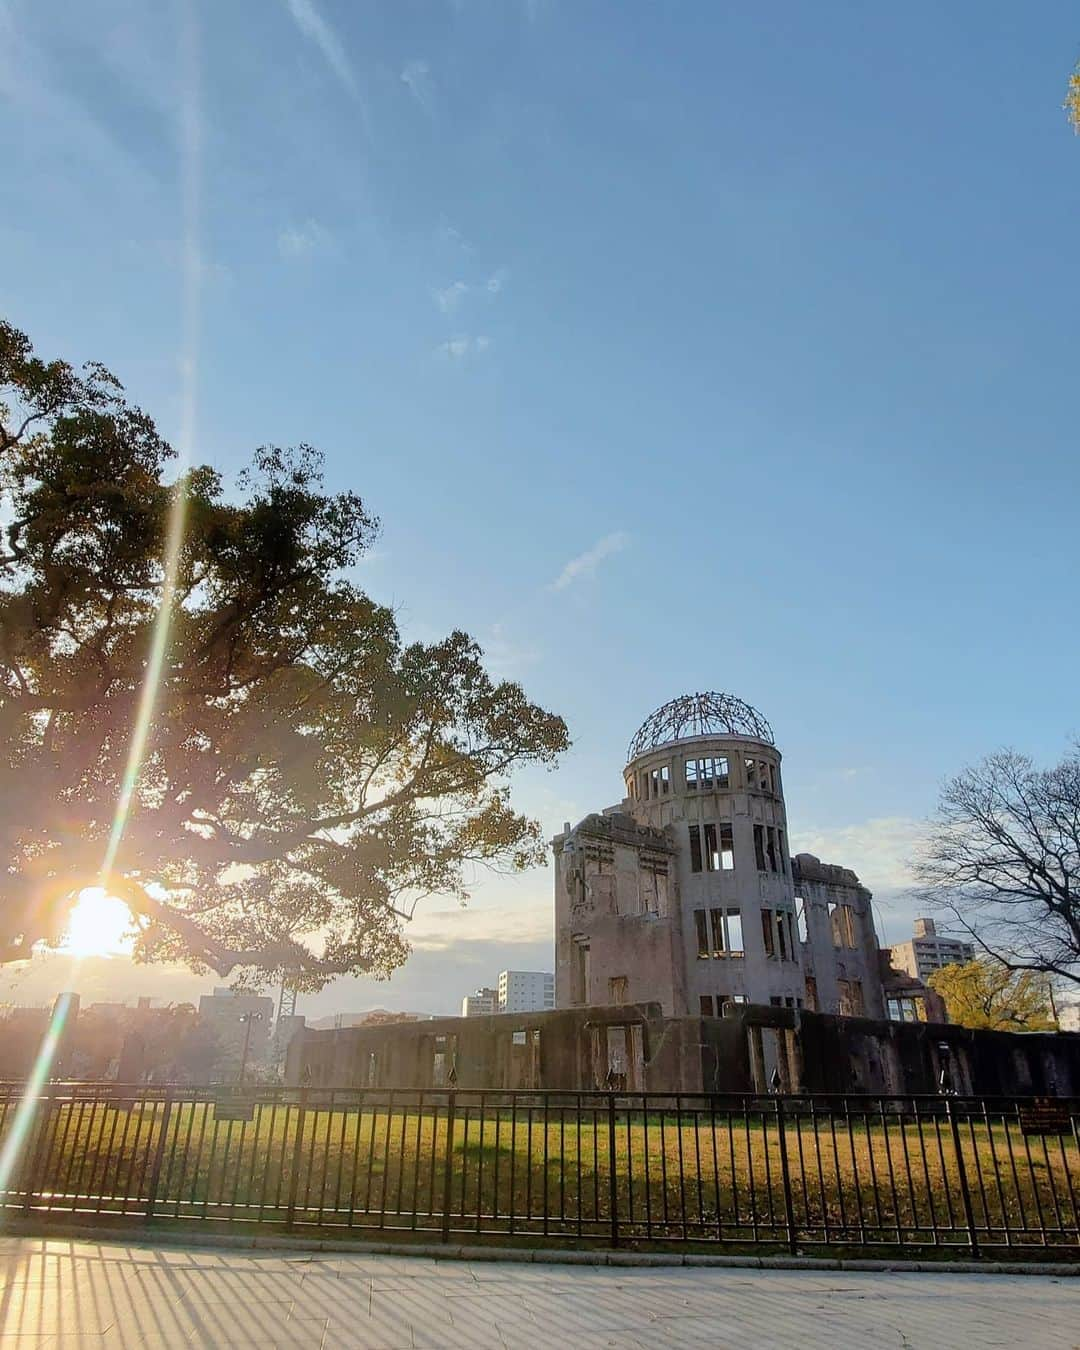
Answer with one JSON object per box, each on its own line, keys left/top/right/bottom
{"left": 63, "top": 889, "right": 135, "bottom": 960}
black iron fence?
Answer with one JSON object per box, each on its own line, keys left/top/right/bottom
{"left": 1, "top": 1084, "right": 1077, "bottom": 1257}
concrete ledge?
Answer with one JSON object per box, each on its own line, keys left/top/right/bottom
{"left": 2, "top": 1220, "right": 1076, "bottom": 1276}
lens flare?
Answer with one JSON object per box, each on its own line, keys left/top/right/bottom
{"left": 98, "top": 477, "right": 189, "bottom": 884}
{"left": 0, "top": 994, "right": 76, "bottom": 1198}
{"left": 0, "top": 3, "right": 202, "bottom": 1213}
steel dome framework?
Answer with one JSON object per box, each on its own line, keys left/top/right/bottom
{"left": 626, "top": 692, "right": 774, "bottom": 763}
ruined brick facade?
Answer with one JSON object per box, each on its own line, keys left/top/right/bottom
{"left": 554, "top": 693, "right": 884, "bottom": 1020}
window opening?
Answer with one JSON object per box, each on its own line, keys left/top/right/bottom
{"left": 719, "top": 822, "right": 735, "bottom": 870}
{"left": 695, "top": 909, "right": 710, "bottom": 959}
{"left": 688, "top": 824, "right": 703, "bottom": 873}
{"left": 699, "top": 995, "right": 714, "bottom": 1016}
{"left": 710, "top": 908, "right": 726, "bottom": 958}
{"left": 685, "top": 758, "right": 699, "bottom": 790}
{"left": 754, "top": 824, "right": 766, "bottom": 871}
{"left": 838, "top": 979, "right": 865, "bottom": 1017}
{"left": 704, "top": 822, "right": 720, "bottom": 872}
{"left": 766, "top": 826, "right": 779, "bottom": 873}
{"left": 433, "top": 1035, "right": 457, "bottom": 1087}
{"left": 759, "top": 761, "right": 772, "bottom": 793}
{"left": 761, "top": 908, "right": 775, "bottom": 958}
{"left": 777, "top": 910, "right": 788, "bottom": 962}
{"left": 609, "top": 976, "right": 628, "bottom": 1005}
{"left": 660, "top": 764, "right": 670, "bottom": 794}
{"left": 796, "top": 899, "right": 808, "bottom": 945}
{"left": 745, "top": 758, "right": 757, "bottom": 789}
{"left": 573, "top": 940, "right": 590, "bottom": 1004}
{"left": 726, "top": 909, "right": 743, "bottom": 955}
{"left": 777, "top": 827, "right": 787, "bottom": 874}
{"left": 605, "top": 1025, "right": 628, "bottom": 1091}
{"left": 830, "top": 903, "right": 857, "bottom": 950}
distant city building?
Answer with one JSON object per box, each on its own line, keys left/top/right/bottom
{"left": 889, "top": 918, "right": 975, "bottom": 983}
{"left": 461, "top": 987, "right": 499, "bottom": 1017}
{"left": 198, "top": 987, "right": 274, "bottom": 1071}
{"left": 498, "top": 970, "right": 555, "bottom": 1014}
{"left": 1059, "top": 1000, "right": 1080, "bottom": 1033}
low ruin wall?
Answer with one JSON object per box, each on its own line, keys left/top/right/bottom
{"left": 287, "top": 1003, "right": 1080, "bottom": 1098}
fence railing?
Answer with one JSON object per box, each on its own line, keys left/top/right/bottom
{"left": 1, "top": 1084, "right": 1077, "bottom": 1256}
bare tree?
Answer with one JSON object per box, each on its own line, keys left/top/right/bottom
{"left": 915, "top": 748, "right": 1080, "bottom": 989}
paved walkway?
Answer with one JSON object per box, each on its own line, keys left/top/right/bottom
{"left": 0, "top": 1238, "right": 1076, "bottom": 1348}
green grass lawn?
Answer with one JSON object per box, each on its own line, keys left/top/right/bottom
{"left": 4, "top": 1095, "right": 1076, "bottom": 1248}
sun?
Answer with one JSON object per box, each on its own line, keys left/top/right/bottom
{"left": 64, "top": 888, "right": 135, "bottom": 958}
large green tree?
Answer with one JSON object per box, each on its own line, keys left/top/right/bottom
{"left": 0, "top": 320, "right": 567, "bottom": 988}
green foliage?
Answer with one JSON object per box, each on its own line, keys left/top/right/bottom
{"left": 0, "top": 319, "right": 568, "bottom": 987}
{"left": 1067, "top": 62, "right": 1080, "bottom": 134}
{"left": 927, "top": 959, "right": 1056, "bottom": 1032}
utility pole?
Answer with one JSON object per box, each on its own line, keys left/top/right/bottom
{"left": 237, "top": 1011, "right": 262, "bottom": 1085}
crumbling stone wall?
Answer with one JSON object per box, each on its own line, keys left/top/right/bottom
{"left": 553, "top": 813, "right": 685, "bottom": 1015}
{"left": 287, "top": 1003, "right": 1080, "bottom": 1099}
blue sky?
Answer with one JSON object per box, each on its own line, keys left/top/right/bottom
{"left": 2, "top": 1, "right": 1078, "bottom": 1015}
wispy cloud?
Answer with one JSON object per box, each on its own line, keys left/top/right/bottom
{"left": 790, "top": 816, "right": 927, "bottom": 946}
{"left": 434, "top": 280, "right": 468, "bottom": 313}
{"left": 278, "top": 219, "right": 333, "bottom": 258}
{"left": 438, "top": 219, "right": 472, "bottom": 253}
{"left": 550, "top": 532, "right": 630, "bottom": 591}
{"left": 401, "top": 58, "right": 434, "bottom": 113}
{"left": 438, "top": 335, "right": 491, "bottom": 359}
{"left": 433, "top": 269, "right": 508, "bottom": 313}
{"left": 284, "top": 0, "right": 356, "bottom": 93}
{"left": 484, "top": 623, "right": 541, "bottom": 679}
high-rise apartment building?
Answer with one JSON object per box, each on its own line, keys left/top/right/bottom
{"left": 888, "top": 918, "right": 975, "bottom": 982}
{"left": 461, "top": 987, "right": 499, "bottom": 1017}
{"left": 497, "top": 970, "right": 555, "bottom": 1014}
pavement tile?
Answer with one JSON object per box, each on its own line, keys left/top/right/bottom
{"left": 0, "top": 1236, "right": 1075, "bottom": 1350}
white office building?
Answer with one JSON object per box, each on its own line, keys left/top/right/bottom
{"left": 498, "top": 970, "right": 555, "bottom": 1014}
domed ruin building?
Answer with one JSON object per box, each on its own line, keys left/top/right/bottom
{"left": 553, "top": 692, "right": 883, "bottom": 1020}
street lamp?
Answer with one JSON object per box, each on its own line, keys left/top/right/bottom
{"left": 237, "top": 1011, "right": 263, "bottom": 1085}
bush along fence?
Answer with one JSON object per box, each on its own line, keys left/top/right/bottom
{"left": 0, "top": 1085, "right": 1077, "bottom": 1257}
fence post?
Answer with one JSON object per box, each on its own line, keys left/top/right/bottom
{"left": 144, "top": 1091, "right": 174, "bottom": 1221}
{"left": 441, "top": 1090, "right": 457, "bottom": 1243}
{"left": 945, "top": 1097, "right": 980, "bottom": 1257}
{"left": 773, "top": 1097, "right": 798, "bottom": 1256}
{"left": 21, "top": 1085, "right": 54, "bottom": 1215}
{"left": 285, "top": 1088, "right": 308, "bottom": 1231}
{"left": 607, "top": 1093, "right": 619, "bottom": 1248}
